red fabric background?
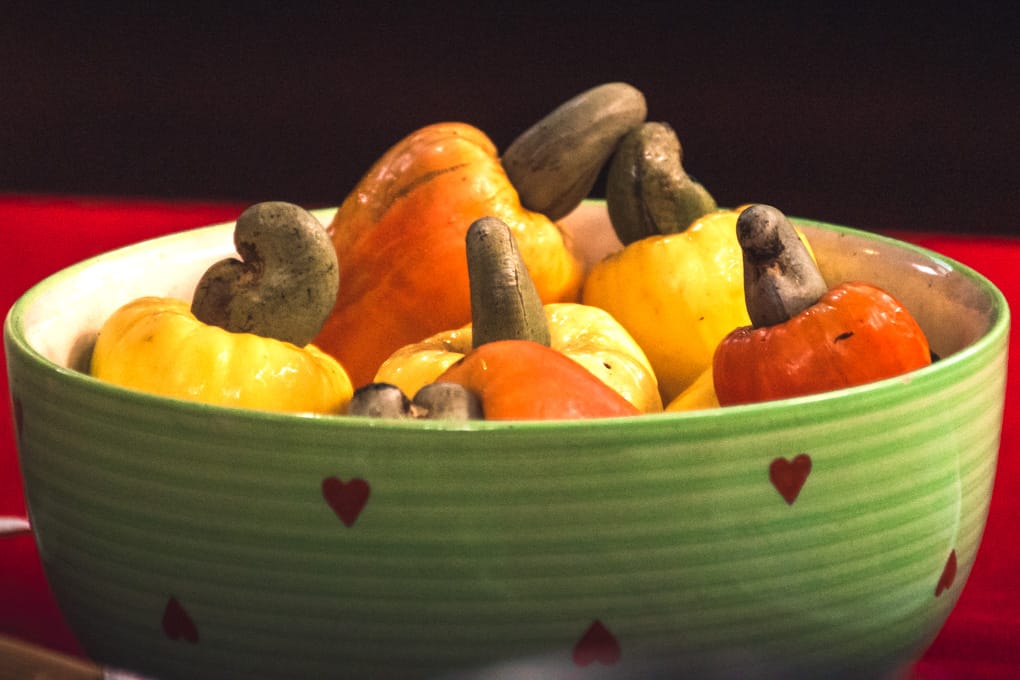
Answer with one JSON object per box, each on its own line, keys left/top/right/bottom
{"left": 1, "top": 194, "right": 1017, "bottom": 676}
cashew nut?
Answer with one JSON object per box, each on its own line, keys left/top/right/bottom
{"left": 606, "top": 122, "right": 718, "bottom": 245}
{"left": 466, "top": 216, "right": 551, "bottom": 349}
{"left": 737, "top": 204, "right": 828, "bottom": 328}
{"left": 502, "top": 82, "right": 647, "bottom": 220}
{"left": 191, "top": 201, "right": 339, "bottom": 347}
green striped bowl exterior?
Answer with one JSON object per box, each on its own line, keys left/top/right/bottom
{"left": 5, "top": 212, "right": 1009, "bottom": 679}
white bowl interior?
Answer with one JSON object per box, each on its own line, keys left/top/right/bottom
{"left": 18, "top": 203, "right": 1000, "bottom": 378}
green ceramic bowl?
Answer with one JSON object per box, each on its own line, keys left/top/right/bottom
{"left": 5, "top": 203, "right": 1009, "bottom": 679}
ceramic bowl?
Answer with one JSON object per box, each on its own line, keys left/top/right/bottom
{"left": 4, "top": 203, "right": 1009, "bottom": 680}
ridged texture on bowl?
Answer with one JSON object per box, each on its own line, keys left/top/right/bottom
{"left": 4, "top": 210, "right": 1009, "bottom": 679}
{"left": 7, "top": 334, "right": 1007, "bottom": 679}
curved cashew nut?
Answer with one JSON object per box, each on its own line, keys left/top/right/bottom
{"left": 737, "top": 204, "right": 828, "bottom": 329}
{"left": 502, "top": 82, "right": 647, "bottom": 221}
{"left": 466, "top": 216, "right": 551, "bottom": 349}
{"left": 606, "top": 121, "right": 718, "bottom": 245}
{"left": 191, "top": 201, "right": 339, "bottom": 347}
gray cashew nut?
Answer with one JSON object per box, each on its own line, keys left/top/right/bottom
{"left": 736, "top": 204, "right": 828, "bottom": 329}
{"left": 191, "top": 201, "right": 339, "bottom": 347}
{"left": 606, "top": 122, "right": 718, "bottom": 245}
{"left": 502, "top": 82, "right": 647, "bottom": 221}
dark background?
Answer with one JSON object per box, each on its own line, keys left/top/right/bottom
{"left": 2, "top": 3, "right": 1017, "bottom": 234}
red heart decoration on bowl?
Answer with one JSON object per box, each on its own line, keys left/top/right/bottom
{"left": 769, "top": 454, "right": 812, "bottom": 505}
{"left": 162, "top": 596, "right": 199, "bottom": 643}
{"left": 572, "top": 619, "right": 620, "bottom": 667}
{"left": 322, "top": 477, "right": 371, "bottom": 527}
{"left": 935, "top": 549, "right": 957, "bottom": 597}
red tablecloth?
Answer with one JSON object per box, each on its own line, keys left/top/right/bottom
{"left": 1, "top": 194, "right": 1017, "bottom": 677}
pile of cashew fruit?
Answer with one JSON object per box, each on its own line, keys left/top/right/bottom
{"left": 90, "top": 83, "right": 932, "bottom": 421}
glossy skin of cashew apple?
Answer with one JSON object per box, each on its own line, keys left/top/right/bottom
{"left": 91, "top": 202, "right": 353, "bottom": 414}
{"left": 313, "top": 122, "right": 585, "bottom": 388}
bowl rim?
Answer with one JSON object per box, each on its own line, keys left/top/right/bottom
{"left": 3, "top": 207, "right": 1011, "bottom": 433}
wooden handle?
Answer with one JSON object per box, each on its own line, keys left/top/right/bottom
{"left": 0, "top": 516, "right": 31, "bottom": 536}
{"left": 0, "top": 634, "right": 103, "bottom": 680}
